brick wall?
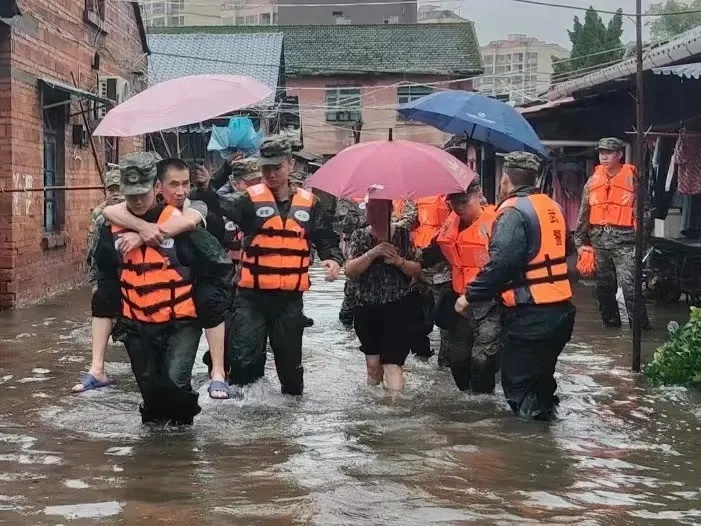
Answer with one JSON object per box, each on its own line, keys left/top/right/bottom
{"left": 0, "top": 24, "right": 13, "bottom": 306}
{"left": 288, "top": 75, "right": 473, "bottom": 155}
{"left": 1, "top": 0, "right": 146, "bottom": 308}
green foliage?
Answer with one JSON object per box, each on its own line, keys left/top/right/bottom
{"left": 647, "top": 0, "right": 701, "bottom": 40}
{"left": 644, "top": 307, "right": 701, "bottom": 386}
{"left": 552, "top": 7, "right": 625, "bottom": 81}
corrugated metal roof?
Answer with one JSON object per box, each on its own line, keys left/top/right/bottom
{"left": 548, "top": 26, "right": 701, "bottom": 100}
{"left": 147, "top": 33, "right": 283, "bottom": 105}
{"left": 148, "top": 24, "right": 483, "bottom": 76}
{"left": 653, "top": 62, "right": 701, "bottom": 79}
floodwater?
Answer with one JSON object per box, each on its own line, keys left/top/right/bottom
{"left": 1, "top": 268, "right": 700, "bottom": 525}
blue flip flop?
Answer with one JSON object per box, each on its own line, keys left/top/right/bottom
{"left": 208, "top": 380, "right": 230, "bottom": 400}
{"left": 73, "top": 373, "right": 116, "bottom": 393}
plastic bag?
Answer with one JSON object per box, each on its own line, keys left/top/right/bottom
{"left": 207, "top": 117, "right": 263, "bottom": 159}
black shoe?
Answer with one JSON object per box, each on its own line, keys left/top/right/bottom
{"left": 302, "top": 315, "right": 314, "bottom": 328}
{"left": 602, "top": 321, "right": 622, "bottom": 328}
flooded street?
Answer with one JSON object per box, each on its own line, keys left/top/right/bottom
{"left": 1, "top": 268, "right": 701, "bottom": 525}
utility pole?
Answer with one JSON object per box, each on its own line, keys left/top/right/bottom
{"left": 632, "top": 0, "right": 645, "bottom": 372}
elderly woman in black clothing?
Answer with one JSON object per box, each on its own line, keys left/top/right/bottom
{"left": 344, "top": 199, "right": 421, "bottom": 392}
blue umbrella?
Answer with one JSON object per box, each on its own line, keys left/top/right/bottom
{"left": 397, "top": 90, "right": 548, "bottom": 158}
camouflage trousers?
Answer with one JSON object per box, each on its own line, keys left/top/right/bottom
{"left": 446, "top": 300, "right": 502, "bottom": 393}
{"left": 594, "top": 245, "right": 650, "bottom": 328}
{"left": 430, "top": 282, "right": 452, "bottom": 367}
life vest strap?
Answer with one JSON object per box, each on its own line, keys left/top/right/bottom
{"left": 240, "top": 261, "right": 309, "bottom": 275}
{"left": 119, "top": 261, "right": 168, "bottom": 274}
{"left": 245, "top": 246, "right": 309, "bottom": 257}
{"left": 524, "top": 255, "right": 568, "bottom": 272}
{"left": 119, "top": 278, "right": 191, "bottom": 296}
{"left": 258, "top": 227, "right": 305, "bottom": 239}
{"left": 121, "top": 289, "right": 195, "bottom": 317}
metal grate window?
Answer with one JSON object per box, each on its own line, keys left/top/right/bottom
{"left": 325, "top": 88, "right": 361, "bottom": 122}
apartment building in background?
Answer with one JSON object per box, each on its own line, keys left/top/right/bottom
{"left": 277, "top": 0, "right": 416, "bottom": 25}
{"left": 418, "top": 5, "right": 468, "bottom": 24}
{"left": 142, "top": 0, "right": 278, "bottom": 27}
{"left": 475, "top": 34, "right": 569, "bottom": 105}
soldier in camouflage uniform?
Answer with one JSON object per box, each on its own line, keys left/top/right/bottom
{"left": 457, "top": 152, "right": 575, "bottom": 420}
{"left": 574, "top": 138, "right": 651, "bottom": 329}
{"left": 218, "top": 136, "right": 343, "bottom": 396}
{"left": 72, "top": 169, "right": 124, "bottom": 393}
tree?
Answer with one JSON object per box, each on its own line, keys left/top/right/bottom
{"left": 552, "top": 7, "right": 625, "bottom": 81}
{"left": 647, "top": 0, "right": 701, "bottom": 40}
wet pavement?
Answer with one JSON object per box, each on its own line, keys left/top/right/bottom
{"left": 1, "top": 268, "right": 701, "bottom": 525}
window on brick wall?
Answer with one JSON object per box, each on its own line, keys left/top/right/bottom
{"left": 325, "top": 88, "right": 361, "bottom": 122}
{"left": 397, "top": 85, "right": 432, "bottom": 120}
{"left": 42, "top": 103, "right": 66, "bottom": 233}
{"left": 104, "top": 137, "right": 119, "bottom": 168}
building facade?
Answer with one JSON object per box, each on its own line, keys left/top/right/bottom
{"left": 0, "top": 1, "right": 148, "bottom": 308}
{"left": 475, "top": 34, "right": 569, "bottom": 105}
{"left": 150, "top": 23, "right": 483, "bottom": 154}
{"left": 278, "top": 0, "right": 416, "bottom": 25}
{"left": 418, "top": 5, "right": 468, "bottom": 24}
{"left": 142, "top": 0, "right": 277, "bottom": 27}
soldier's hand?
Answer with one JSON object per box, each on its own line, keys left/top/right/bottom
{"left": 322, "top": 260, "right": 341, "bottom": 281}
{"left": 118, "top": 232, "right": 143, "bottom": 255}
{"left": 139, "top": 223, "right": 164, "bottom": 247}
{"left": 454, "top": 295, "right": 469, "bottom": 315}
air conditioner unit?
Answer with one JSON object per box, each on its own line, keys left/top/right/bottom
{"left": 97, "top": 76, "right": 131, "bottom": 118}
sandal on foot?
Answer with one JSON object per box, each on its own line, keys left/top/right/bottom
{"left": 208, "top": 380, "right": 230, "bottom": 400}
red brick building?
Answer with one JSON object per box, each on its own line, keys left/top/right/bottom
{"left": 0, "top": 1, "right": 149, "bottom": 308}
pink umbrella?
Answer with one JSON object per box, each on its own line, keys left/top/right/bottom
{"left": 92, "top": 74, "right": 273, "bottom": 137}
{"left": 305, "top": 139, "right": 477, "bottom": 200}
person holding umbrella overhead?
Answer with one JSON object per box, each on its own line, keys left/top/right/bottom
{"left": 421, "top": 179, "right": 500, "bottom": 393}
{"left": 305, "top": 133, "right": 477, "bottom": 390}
{"left": 344, "top": 199, "right": 422, "bottom": 391}
{"left": 454, "top": 152, "right": 575, "bottom": 421}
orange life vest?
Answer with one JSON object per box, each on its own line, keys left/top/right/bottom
{"left": 436, "top": 205, "right": 497, "bottom": 294}
{"left": 497, "top": 194, "right": 572, "bottom": 307}
{"left": 588, "top": 164, "right": 636, "bottom": 228}
{"left": 413, "top": 195, "right": 451, "bottom": 249}
{"left": 236, "top": 183, "right": 314, "bottom": 291}
{"left": 112, "top": 205, "right": 197, "bottom": 323}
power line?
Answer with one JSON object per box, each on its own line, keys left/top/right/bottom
{"left": 124, "top": 0, "right": 701, "bottom": 16}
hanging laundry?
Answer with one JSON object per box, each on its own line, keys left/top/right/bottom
{"left": 673, "top": 133, "right": 701, "bottom": 195}
{"left": 551, "top": 162, "right": 584, "bottom": 231}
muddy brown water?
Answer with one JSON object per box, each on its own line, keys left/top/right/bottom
{"left": 1, "top": 269, "right": 700, "bottom": 525}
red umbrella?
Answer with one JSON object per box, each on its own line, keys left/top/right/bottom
{"left": 92, "top": 74, "right": 273, "bottom": 137}
{"left": 305, "top": 138, "right": 477, "bottom": 201}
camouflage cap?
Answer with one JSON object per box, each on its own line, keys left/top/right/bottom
{"left": 502, "top": 151, "right": 541, "bottom": 173}
{"left": 447, "top": 179, "right": 481, "bottom": 203}
{"left": 230, "top": 157, "right": 261, "bottom": 181}
{"left": 103, "top": 168, "right": 121, "bottom": 189}
{"left": 258, "top": 135, "right": 292, "bottom": 166}
{"left": 596, "top": 137, "right": 625, "bottom": 151}
{"left": 119, "top": 151, "right": 162, "bottom": 196}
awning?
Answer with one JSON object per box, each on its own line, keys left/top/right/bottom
{"left": 518, "top": 97, "right": 576, "bottom": 115}
{"left": 652, "top": 62, "right": 701, "bottom": 80}
{"left": 39, "top": 78, "right": 112, "bottom": 109}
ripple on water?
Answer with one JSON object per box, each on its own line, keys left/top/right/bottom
{"left": 43, "top": 501, "right": 123, "bottom": 520}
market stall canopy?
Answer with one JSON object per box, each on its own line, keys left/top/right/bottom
{"left": 652, "top": 62, "right": 701, "bottom": 80}
{"left": 397, "top": 90, "right": 548, "bottom": 158}
{"left": 305, "top": 138, "right": 477, "bottom": 201}
{"left": 92, "top": 74, "right": 273, "bottom": 137}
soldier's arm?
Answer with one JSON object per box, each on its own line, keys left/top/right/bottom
{"left": 466, "top": 210, "right": 529, "bottom": 302}
{"left": 573, "top": 178, "right": 592, "bottom": 249}
{"left": 158, "top": 199, "right": 207, "bottom": 238}
{"left": 394, "top": 200, "right": 418, "bottom": 231}
{"left": 218, "top": 190, "right": 251, "bottom": 227}
{"left": 420, "top": 236, "right": 447, "bottom": 269}
{"left": 310, "top": 199, "right": 344, "bottom": 265}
